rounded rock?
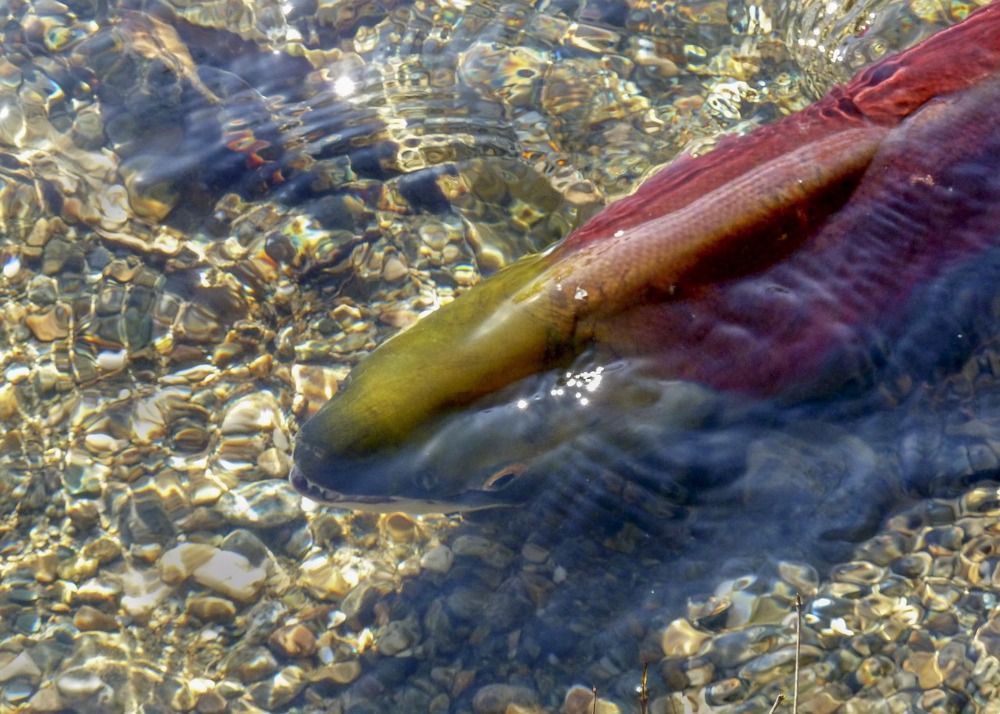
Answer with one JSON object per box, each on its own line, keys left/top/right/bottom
{"left": 268, "top": 624, "right": 317, "bottom": 659}
{"left": 73, "top": 605, "right": 118, "bottom": 632}
{"left": 420, "top": 545, "right": 454, "bottom": 574}
{"left": 472, "top": 683, "right": 539, "bottom": 714}
{"left": 55, "top": 668, "right": 106, "bottom": 700}
{"left": 310, "top": 660, "right": 362, "bottom": 686}
{"left": 188, "top": 595, "right": 238, "bottom": 624}
{"left": 217, "top": 481, "right": 301, "bottom": 529}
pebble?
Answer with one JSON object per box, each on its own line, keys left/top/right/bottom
{"left": 196, "top": 689, "right": 228, "bottom": 714}
{"left": 521, "top": 543, "right": 550, "bottom": 564}
{"left": 0, "top": 651, "right": 43, "bottom": 683}
{"left": 340, "top": 581, "right": 380, "bottom": 627}
{"left": 188, "top": 595, "right": 238, "bottom": 623}
{"left": 2, "top": 678, "right": 34, "bottom": 704}
{"left": 451, "top": 535, "right": 515, "bottom": 569}
{"left": 196, "top": 557, "right": 267, "bottom": 602}
{"left": 121, "top": 567, "right": 174, "bottom": 620}
{"left": 309, "top": 660, "right": 362, "bottom": 686}
{"left": 472, "top": 683, "right": 540, "bottom": 714}
{"left": 160, "top": 543, "right": 216, "bottom": 584}
{"left": 73, "top": 605, "right": 118, "bottom": 632}
{"left": 420, "top": 545, "right": 455, "bottom": 574}
{"left": 27, "top": 686, "right": 66, "bottom": 713}
{"left": 299, "top": 554, "right": 356, "bottom": 599}
{"left": 378, "top": 512, "right": 422, "bottom": 543}
{"left": 376, "top": 618, "right": 420, "bottom": 656}
{"left": 223, "top": 647, "right": 279, "bottom": 684}
{"left": 55, "top": 668, "right": 105, "bottom": 699}
{"left": 217, "top": 481, "right": 302, "bottom": 528}
{"left": 268, "top": 624, "right": 317, "bottom": 658}
{"left": 562, "top": 685, "right": 620, "bottom": 714}
{"left": 660, "top": 618, "right": 711, "bottom": 658}
{"left": 248, "top": 667, "right": 306, "bottom": 709}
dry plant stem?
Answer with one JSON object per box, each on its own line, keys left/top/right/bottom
{"left": 768, "top": 693, "right": 786, "bottom": 713}
{"left": 640, "top": 663, "right": 649, "bottom": 714}
{"left": 794, "top": 594, "right": 802, "bottom": 714}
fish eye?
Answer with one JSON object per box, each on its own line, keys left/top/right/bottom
{"left": 482, "top": 464, "right": 526, "bottom": 491}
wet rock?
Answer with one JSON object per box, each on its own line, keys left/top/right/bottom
{"left": 73, "top": 605, "right": 118, "bottom": 632}
{"left": 160, "top": 543, "right": 267, "bottom": 601}
{"left": 55, "top": 667, "right": 107, "bottom": 700}
{"left": 267, "top": 624, "right": 317, "bottom": 658}
{"left": 160, "top": 543, "right": 216, "bottom": 583}
{"left": 26, "top": 683, "right": 65, "bottom": 713}
{"left": 375, "top": 617, "right": 420, "bottom": 656}
{"left": 378, "top": 512, "right": 422, "bottom": 543}
{"left": 472, "top": 683, "right": 540, "bottom": 714}
{"left": 188, "top": 595, "right": 238, "bottom": 623}
{"left": 563, "top": 685, "right": 620, "bottom": 714}
{"left": 195, "top": 688, "right": 228, "bottom": 714}
{"left": 452, "top": 535, "right": 515, "bottom": 569}
{"left": 248, "top": 666, "right": 305, "bottom": 709}
{"left": 299, "top": 553, "right": 356, "bottom": 599}
{"left": 661, "top": 618, "right": 711, "bottom": 658}
{"left": 309, "top": 660, "right": 362, "bottom": 687}
{"left": 223, "top": 646, "right": 279, "bottom": 684}
{"left": 0, "top": 651, "right": 43, "bottom": 683}
{"left": 340, "top": 582, "right": 380, "bottom": 628}
{"left": 420, "top": 545, "right": 454, "bottom": 574}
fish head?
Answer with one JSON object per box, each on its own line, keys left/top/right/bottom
{"left": 289, "top": 370, "right": 574, "bottom": 512}
{"left": 289, "top": 352, "right": 723, "bottom": 513}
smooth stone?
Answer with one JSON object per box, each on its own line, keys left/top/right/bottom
{"left": 267, "top": 624, "right": 317, "bottom": 658}
{"left": 376, "top": 619, "right": 420, "bottom": 656}
{"left": 2, "top": 679, "right": 34, "bottom": 703}
{"left": 248, "top": 667, "right": 305, "bottom": 709}
{"left": 0, "top": 651, "right": 43, "bottom": 683}
{"left": 216, "top": 481, "right": 301, "bottom": 528}
{"left": 661, "top": 618, "right": 711, "bottom": 658}
{"left": 419, "top": 545, "right": 454, "bottom": 574}
{"left": 192, "top": 550, "right": 267, "bottom": 602}
{"left": 55, "top": 668, "right": 105, "bottom": 699}
{"left": 223, "top": 646, "right": 279, "bottom": 684}
{"left": 160, "top": 543, "right": 217, "bottom": 584}
{"left": 73, "top": 605, "right": 118, "bottom": 632}
{"left": 188, "top": 595, "right": 238, "bottom": 624}
{"left": 471, "top": 683, "right": 540, "bottom": 714}
{"left": 309, "top": 660, "right": 362, "bottom": 686}
{"left": 196, "top": 689, "right": 228, "bottom": 714}
{"left": 451, "top": 535, "right": 515, "bottom": 569}
{"left": 27, "top": 686, "right": 65, "bottom": 713}
{"left": 563, "top": 685, "right": 620, "bottom": 714}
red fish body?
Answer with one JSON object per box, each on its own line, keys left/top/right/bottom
{"left": 291, "top": 3, "right": 1000, "bottom": 513}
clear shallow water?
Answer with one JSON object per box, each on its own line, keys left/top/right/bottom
{"left": 0, "top": 0, "right": 997, "bottom": 711}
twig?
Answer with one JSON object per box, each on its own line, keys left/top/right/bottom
{"left": 793, "top": 594, "right": 802, "bottom": 714}
{"left": 768, "top": 693, "right": 786, "bottom": 713}
{"left": 639, "top": 663, "right": 649, "bottom": 714}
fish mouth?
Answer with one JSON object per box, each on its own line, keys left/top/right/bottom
{"left": 288, "top": 463, "right": 396, "bottom": 508}
{"left": 288, "top": 434, "right": 525, "bottom": 513}
{"left": 288, "top": 438, "right": 418, "bottom": 511}
{"left": 288, "top": 463, "right": 516, "bottom": 513}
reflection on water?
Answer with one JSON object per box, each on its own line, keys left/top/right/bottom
{"left": 0, "top": 0, "right": 995, "bottom": 711}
